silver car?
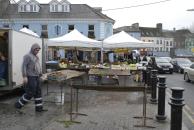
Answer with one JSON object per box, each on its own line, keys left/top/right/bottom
{"left": 184, "top": 63, "right": 194, "bottom": 82}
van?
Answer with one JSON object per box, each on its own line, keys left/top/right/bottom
{"left": 0, "top": 28, "right": 43, "bottom": 92}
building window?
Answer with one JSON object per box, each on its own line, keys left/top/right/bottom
{"left": 24, "top": 5, "right": 27, "bottom": 11}
{"left": 55, "top": 5, "right": 58, "bottom": 12}
{"left": 34, "top": 5, "right": 37, "bottom": 11}
{"left": 19, "top": 4, "right": 27, "bottom": 12}
{"left": 170, "top": 41, "right": 173, "bottom": 46}
{"left": 62, "top": 5, "right": 68, "bottom": 12}
{"left": 51, "top": 4, "right": 58, "bottom": 12}
{"left": 42, "top": 25, "right": 47, "bottom": 30}
{"left": 68, "top": 25, "right": 74, "bottom": 32}
{"left": 54, "top": 25, "right": 61, "bottom": 35}
{"left": 88, "top": 25, "right": 95, "bottom": 39}
{"left": 20, "top": 5, "right": 23, "bottom": 11}
{"left": 157, "top": 40, "right": 159, "bottom": 44}
{"left": 3, "top": 24, "right": 9, "bottom": 28}
{"left": 30, "top": 5, "right": 33, "bottom": 11}
{"left": 30, "top": 5, "right": 37, "bottom": 12}
{"left": 23, "top": 25, "right": 29, "bottom": 28}
{"left": 52, "top": 5, "right": 55, "bottom": 11}
{"left": 41, "top": 25, "right": 48, "bottom": 38}
{"left": 166, "top": 41, "right": 169, "bottom": 46}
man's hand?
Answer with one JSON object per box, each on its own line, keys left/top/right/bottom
{"left": 23, "top": 77, "right": 28, "bottom": 84}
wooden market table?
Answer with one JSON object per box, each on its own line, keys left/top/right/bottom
{"left": 69, "top": 84, "right": 153, "bottom": 128}
{"left": 42, "top": 69, "right": 86, "bottom": 103}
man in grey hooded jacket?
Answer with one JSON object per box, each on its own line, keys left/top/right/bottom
{"left": 15, "top": 43, "right": 47, "bottom": 112}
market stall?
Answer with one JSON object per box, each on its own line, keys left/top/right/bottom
{"left": 46, "top": 29, "right": 101, "bottom": 69}
{"left": 101, "top": 31, "right": 158, "bottom": 63}
{"left": 103, "top": 31, "right": 156, "bottom": 49}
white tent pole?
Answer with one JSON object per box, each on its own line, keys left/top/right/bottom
{"left": 100, "top": 41, "right": 104, "bottom": 64}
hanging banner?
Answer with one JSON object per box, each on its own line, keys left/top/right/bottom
{"left": 114, "top": 48, "right": 131, "bottom": 53}
{"left": 191, "top": 48, "right": 194, "bottom": 53}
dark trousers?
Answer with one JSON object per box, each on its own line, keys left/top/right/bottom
{"left": 15, "top": 76, "right": 43, "bottom": 111}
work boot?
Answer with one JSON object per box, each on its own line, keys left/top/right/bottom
{"left": 15, "top": 102, "right": 22, "bottom": 109}
{"left": 14, "top": 103, "right": 24, "bottom": 114}
{"left": 35, "top": 108, "right": 48, "bottom": 112}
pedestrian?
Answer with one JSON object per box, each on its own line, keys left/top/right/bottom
{"left": 0, "top": 51, "right": 8, "bottom": 85}
{"left": 15, "top": 43, "right": 47, "bottom": 112}
{"left": 142, "top": 55, "right": 147, "bottom": 61}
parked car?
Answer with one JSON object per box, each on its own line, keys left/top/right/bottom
{"left": 159, "top": 57, "right": 172, "bottom": 63}
{"left": 184, "top": 63, "right": 194, "bottom": 82}
{"left": 171, "top": 58, "right": 192, "bottom": 74}
{"left": 155, "top": 57, "right": 173, "bottom": 74}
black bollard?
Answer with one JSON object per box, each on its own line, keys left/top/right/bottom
{"left": 169, "top": 87, "right": 185, "bottom": 130}
{"left": 150, "top": 70, "right": 158, "bottom": 104}
{"left": 156, "top": 76, "right": 166, "bottom": 120}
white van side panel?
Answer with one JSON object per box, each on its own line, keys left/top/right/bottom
{"left": 11, "top": 30, "right": 42, "bottom": 88}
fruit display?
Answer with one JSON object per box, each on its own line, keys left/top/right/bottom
{"left": 47, "top": 71, "right": 66, "bottom": 81}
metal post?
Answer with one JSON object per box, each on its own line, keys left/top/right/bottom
{"left": 76, "top": 88, "right": 78, "bottom": 113}
{"left": 100, "top": 41, "right": 104, "bottom": 64}
{"left": 142, "top": 69, "right": 147, "bottom": 85}
{"left": 150, "top": 70, "right": 158, "bottom": 104}
{"left": 70, "top": 81, "right": 73, "bottom": 121}
{"left": 156, "top": 76, "right": 166, "bottom": 120}
{"left": 146, "top": 66, "right": 152, "bottom": 87}
{"left": 169, "top": 87, "right": 185, "bottom": 130}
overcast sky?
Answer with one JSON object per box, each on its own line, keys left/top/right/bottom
{"left": 15, "top": 0, "right": 194, "bottom": 30}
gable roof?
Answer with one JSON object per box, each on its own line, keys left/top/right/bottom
{"left": 49, "top": 0, "right": 59, "bottom": 4}
{"left": 17, "top": 0, "right": 27, "bottom": 4}
{"left": 28, "top": 0, "right": 39, "bottom": 4}
{"left": 60, "top": 0, "right": 70, "bottom": 4}
{"left": 0, "top": 3, "right": 114, "bottom": 23}
{"left": 114, "top": 26, "right": 140, "bottom": 34}
{"left": 139, "top": 27, "right": 162, "bottom": 37}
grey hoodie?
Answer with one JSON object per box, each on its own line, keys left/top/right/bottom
{"left": 22, "top": 43, "right": 42, "bottom": 77}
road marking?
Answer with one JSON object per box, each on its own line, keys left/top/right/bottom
{"left": 166, "top": 91, "right": 194, "bottom": 124}
{"left": 185, "top": 105, "right": 194, "bottom": 115}
{"left": 183, "top": 109, "right": 194, "bottom": 124}
{"left": 166, "top": 91, "right": 171, "bottom": 97}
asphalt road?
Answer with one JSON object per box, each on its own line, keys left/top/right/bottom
{"left": 163, "top": 72, "right": 194, "bottom": 130}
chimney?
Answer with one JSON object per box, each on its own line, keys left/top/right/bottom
{"left": 132, "top": 23, "right": 139, "bottom": 29}
{"left": 93, "top": 7, "right": 102, "bottom": 12}
{"left": 156, "top": 23, "right": 162, "bottom": 30}
{"left": 0, "top": 0, "right": 10, "bottom": 16}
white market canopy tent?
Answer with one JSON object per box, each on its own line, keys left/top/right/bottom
{"left": 19, "top": 27, "right": 39, "bottom": 37}
{"left": 103, "top": 31, "right": 157, "bottom": 49}
{"left": 47, "top": 29, "right": 101, "bottom": 49}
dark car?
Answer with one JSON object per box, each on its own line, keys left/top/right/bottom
{"left": 155, "top": 57, "right": 174, "bottom": 74}
{"left": 170, "top": 58, "right": 192, "bottom": 74}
